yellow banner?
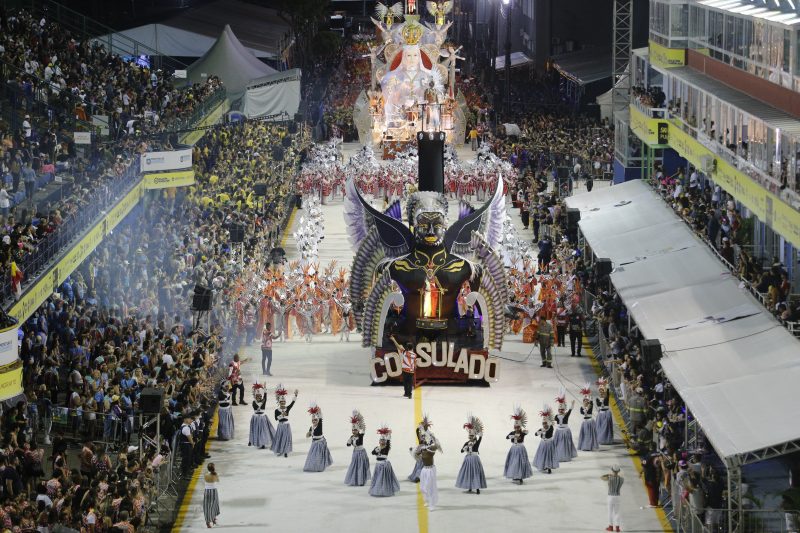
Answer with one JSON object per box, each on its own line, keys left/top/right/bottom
{"left": 0, "top": 361, "right": 23, "bottom": 400}
{"left": 667, "top": 121, "right": 800, "bottom": 248}
{"left": 8, "top": 183, "right": 144, "bottom": 322}
{"left": 649, "top": 40, "right": 686, "bottom": 68}
{"left": 143, "top": 170, "right": 196, "bottom": 189}
{"left": 629, "top": 105, "right": 669, "bottom": 146}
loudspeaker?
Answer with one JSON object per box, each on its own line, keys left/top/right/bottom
{"left": 139, "top": 387, "right": 164, "bottom": 414}
{"left": 287, "top": 122, "right": 298, "bottom": 134}
{"left": 272, "top": 146, "right": 284, "bottom": 161}
{"left": 566, "top": 207, "right": 581, "bottom": 227}
{"left": 595, "top": 258, "right": 612, "bottom": 278}
{"left": 192, "top": 285, "right": 213, "bottom": 311}
{"left": 557, "top": 167, "right": 570, "bottom": 179}
{"left": 282, "top": 135, "right": 293, "bottom": 147}
{"left": 229, "top": 223, "right": 246, "bottom": 244}
{"left": 417, "top": 131, "right": 445, "bottom": 193}
{"left": 254, "top": 183, "right": 268, "bottom": 197}
{"left": 640, "top": 339, "right": 663, "bottom": 371}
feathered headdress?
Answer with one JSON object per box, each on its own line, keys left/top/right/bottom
{"left": 510, "top": 406, "right": 527, "bottom": 428}
{"left": 580, "top": 382, "right": 592, "bottom": 397}
{"left": 463, "top": 415, "right": 484, "bottom": 436}
{"left": 308, "top": 402, "right": 322, "bottom": 419}
{"left": 555, "top": 388, "right": 567, "bottom": 407}
{"left": 274, "top": 384, "right": 288, "bottom": 401}
{"left": 596, "top": 377, "right": 609, "bottom": 388}
{"left": 350, "top": 409, "right": 365, "bottom": 432}
{"left": 539, "top": 404, "right": 554, "bottom": 421}
{"left": 376, "top": 425, "right": 392, "bottom": 441}
{"left": 419, "top": 414, "right": 433, "bottom": 429}
{"left": 252, "top": 380, "right": 265, "bottom": 393}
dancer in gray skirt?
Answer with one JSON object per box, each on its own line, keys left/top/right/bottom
{"left": 578, "top": 383, "right": 599, "bottom": 451}
{"left": 595, "top": 377, "right": 614, "bottom": 445}
{"left": 344, "top": 410, "right": 370, "bottom": 486}
{"left": 369, "top": 426, "right": 400, "bottom": 497}
{"left": 532, "top": 405, "right": 559, "bottom": 474}
{"left": 504, "top": 406, "right": 533, "bottom": 484}
{"left": 271, "top": 385, "right": 297, "bottom": 457}
{"left": 203, "top": 463, "right": 220, "bottom": 528}
{"left": 455, "top": 415, "right": 487, "bottom": 494}
{"left": 553, "top": 391, "right": 578, "bottom": 462}
{"left": 303, "top": 402, "right": 333, "bottom": 472}
{"left": 217, "top": 381, "right": 234, "bottom": 441}
{"left": 248, "top": 382, "right": 275, "bottom": 449}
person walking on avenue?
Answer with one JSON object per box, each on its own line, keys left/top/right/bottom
{"left": 568, "top": 303, "right": 585, "bottom": 357}
{"left": 596, "top": 377, "right": 614, "bottom": 445}
{"left": 369, "top": 426, "right": 401, "bottom": 497}
{"left": 455, "top": 415, "right": 487, "bottom": 494}
{"left": 217, "top": 381, "right": 235, "bottom": 441}
{"left": 261, "top": 323, "right": 278, "bottom": 376}
{"left": 553, "top": 391, "right": 578, "bottom": 462}
{"left": 228, "top": 354, "right": 246, "bottom": 405}
{"left": 413, "top": 424, "right": 441, "bottom": 511}
{"left": 578, "top": 383, "right": 599, "bottom": 451}
{"left": 344, "top": 410, "right": 370, "bottom": 486}
{"left": 271, "top": 386, "right": 298, "bottom": 457}
{"left": 390, "top": 335, "right": 416, "bottom": 399}
{"left": 533, "top": 405, "right": 559, "bottom": 474}
{"left": 535, "top": 314, "right": 554, "bottom": 368}
{"left": 248, "top": 381, "right": 275, "bottom": 449}
{"left": 602, "top": 464, "right": 624, "bottom": 532}
{"left": 504, "top": 406, "right": 533, "bottom": 485}
{"left": 203, "top": 463, "right": 221, "bottom": 528}
{"left": 304, "top": 402, "right": 333, "bottom": 472}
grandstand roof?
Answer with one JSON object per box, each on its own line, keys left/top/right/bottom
{"left": 566, "top": 180, "right": 800, "bottom": 462}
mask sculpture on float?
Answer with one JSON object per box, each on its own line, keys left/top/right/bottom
{"left": 345, "top": 134, "right": 509, "bottom": 383}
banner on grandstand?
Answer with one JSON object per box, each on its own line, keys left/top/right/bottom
{"left": 140, "top": 148, "right": 193, "bottom": 173}
{"left": 0, "top": 361, "right": 22, "bottom": 401}
{"left": 0, "top": 325, "right": 18, "bottom": 367}
{"left": 143, "top": 170, "right": 196, "bottom": 189}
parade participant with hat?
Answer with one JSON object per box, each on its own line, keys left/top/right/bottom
{"left": 533, "top": 404, "right": 559, "bottom": 474}
{"left": 504, "top": 406, "right": 533, "bottom": 484}
{"left": 271, "top": 385, "right": 298, "bottom": 457}
{"left": 248, "top": 381, "right": 275, "bottom": 449}
{"left": 601, "top": 464, "right": 624, "bottom": 532}
{"left": 304, "top": 402, "right": 333, "bottom": 472}
{"left": 553, "top": 390, "right": 578, "bottom": 462}
{"left": 217, "top": 381, "right": 235, "bottom": 441}
{"left": 456, "top": 415, "right": 487, "bottom": 494}
{"left": 412, "top": 416, "right": 442, "bottom": 511}
{"left": 370, "top": 426, "right": 400, "bottom": 497}
{"left": 344, "top": 410, "right": 370, "bottom": 486}
{"left": 578, "top": 383, "right": 599, "bottom": 451}
{"left": 596, "top": 377, "right": 614, "bottom": 444}
{"left": 408, "top": 415, "right": 433, "bottom": 482}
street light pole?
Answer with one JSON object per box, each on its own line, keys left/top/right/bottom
{"left": 504, "top": 0, "right": 511, "bottom": 117}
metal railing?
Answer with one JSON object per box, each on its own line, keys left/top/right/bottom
{"left": 676, "top": 507, "right": 800, "bottom": 533}
{"left": 168, "top": 85, "right": 228, "bottom": 133}
{"left": 0, "top": 160, "right": 141, "bottom": 305}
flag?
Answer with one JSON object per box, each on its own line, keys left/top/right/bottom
{"left": 10, "top": 261, "right": 23, "bottom": 300}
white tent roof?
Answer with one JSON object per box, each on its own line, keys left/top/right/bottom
{"left": 495, "top": 52, "right": 533, "bottom": 70}
{"left": 566, "top": 180, "right": 800, "bottom": 460}
{"left": 94, "top": 24, "right": 272, "bottom": 58}
{"left": 188, "top": 25, "right": 277, "bottom": 100}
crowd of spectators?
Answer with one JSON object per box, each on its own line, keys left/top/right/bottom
{"left": 321, "top": 38, "right": 370, "bottom": 141}
{"left": 0, "top": 117, "right": 301, "bottom": 531}
{"left": 654, "top": 165, "right": 798, "bottom": 325}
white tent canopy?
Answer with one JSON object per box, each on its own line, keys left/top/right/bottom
{"left": 188, "top": 25, "right": 277, "bottom": 101}
{"left": 566, "top": 180, "right": 800, "bottom": 461}
{"left": 494, "top": 52, "right": 533, "bottom": 70}
{"left": 242, "top": 69, "right": 302, "bottom": 119}
{"left": 93, "top": 24, "right": 272, "bottom": 59}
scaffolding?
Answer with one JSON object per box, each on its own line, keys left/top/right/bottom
{"left": 611, "top": 0, "right": 632, "bottom": 114}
